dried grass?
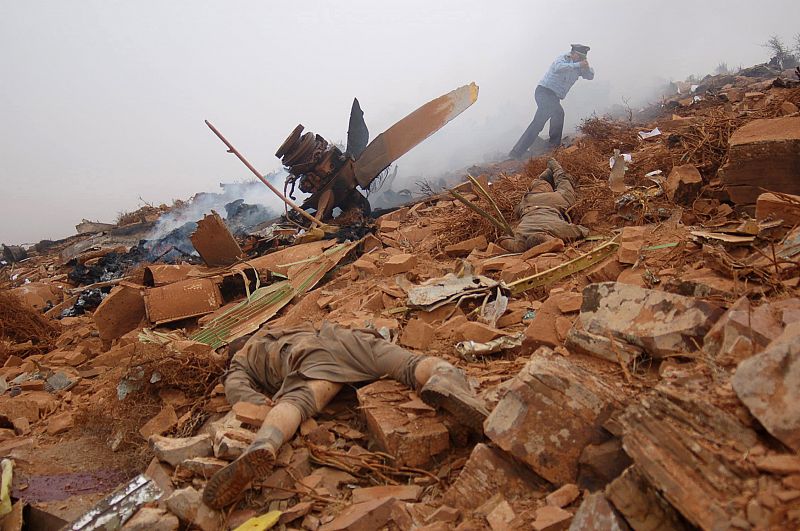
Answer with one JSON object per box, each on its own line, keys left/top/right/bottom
{"left": 0, "top": 292, "right": 59, "bottom": 362}
{"left": 676, "top": 89, "right": 800, "bottom": 176}
{"left": 80, "top": 341, "right": 226, "bottom": 451}
{"left": 579, "top": 116, "right": 641, "bottom": 154}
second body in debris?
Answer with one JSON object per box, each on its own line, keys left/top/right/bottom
{"left": 498, "top": 159, "right": 588, "bottom": 253}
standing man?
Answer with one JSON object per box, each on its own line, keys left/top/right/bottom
{"left": 510, "top": 44, "right": 594, "bottom": 159}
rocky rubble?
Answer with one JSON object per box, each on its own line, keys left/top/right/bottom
{"left": 1, "top": 62, "right": 800, "bottom": 530}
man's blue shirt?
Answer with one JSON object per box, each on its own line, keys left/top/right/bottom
{"left": 539, "top": 54, "right": 595, "bottom": 100}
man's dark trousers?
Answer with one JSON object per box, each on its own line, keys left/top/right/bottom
{"left": 510, "top": 85, "right": 564, "bottom": 158}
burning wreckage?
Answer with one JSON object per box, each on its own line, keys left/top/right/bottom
{"left": 3, "top": 64, "right": 800, "bottom": 530}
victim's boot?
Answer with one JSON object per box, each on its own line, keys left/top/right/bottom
{"left": 202, "top": 425, "right": 282, "bottom": 509}
{"left": 419, "top": 365, "right": 490, "bottom": 433}
{"left": 539, "top": 167, "right": 555, "bottom": 189}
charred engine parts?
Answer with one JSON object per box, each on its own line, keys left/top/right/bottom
{"left": 278, "top": 126, "right": 347, "bottom": 199}
{"left": 275, "top": 83, "right": 479, "bottom": 223}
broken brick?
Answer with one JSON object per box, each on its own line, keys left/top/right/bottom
{"left": 139, "top": 405, "right": 178, "bottom": 439}
{"left": 445, "top": 235, "right": 488, "bottom": 257}
{"left": 719, "top": 116, "right": 800, "bottom": 206}
{"left": 123, "top": 507, "right": 179, "bottom": 531}
{"left": 46, "top": 412, "right": 74, "bottom": 435}
{"left": 617, "top": 227, "right": 646, "bottom": 265}
{"left": 383, "top": 254, "right": 418, "bottom": 276}
{"left": 318, "top": 496, "right": 396, "bottom": 531}
{"left": 400, "top": 318, "right": 435, "bottom": 350}
{"left": 165, "top": 486, "right": 221, "bottom": 531}
{"left": 533, "top": 506, "right": 573, "bottom": 531}
{"left": 665, "top": 164, "right": 703, "bottom": 205}
{"left": 443, "top": 443, "right": 546, "bottom": 510}
{"left": 568, "top": 493, "right": 630, "bottom": 531}
{"left": 486, "top": 500, "right": 515, "bottom": 530}
{"left": 576, "top": 282, "right": 723, "bottom": 359}
{"left": 546, "top": 484, "right": 581, "bottom": 508}
{"left": 357, "top": 380, "right": 449, "bottom": 468}
{"left": 456, "top": 321, "right": 505, "bottom": 343}
{"left": 521, "top": 238, "right": 565, "bottom": 260}
{"left": 232, "top": 401, "right": 270, "bottom": 426}
{"left": 151, "top": 434, "right": 213, "bottom": 467}
{"left": 352, "top": 485, "right": 422, "bottom": 504}
{"left": 485, "top": 349, "right": 623, "bottom": 485}
{"left": 732, "top": 323, "right": 800, "bottom": 451}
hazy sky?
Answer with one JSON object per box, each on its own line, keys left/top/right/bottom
{"left": 2, "top": 1, "right": 799, "bottom": 244}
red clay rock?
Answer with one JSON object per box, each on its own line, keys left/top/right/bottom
{"left": 232, "top": 402, "right": 270, "bottom": 426}
{"left": 587, "top": 258, "right": 626, "bottom": 283}
{"left": 400, "top": 318, "right": 436, "bottom": 350}
{"left": 568, "top": 493, "right": 630, "bottom": 531}
{"left": 484, "top": 349, "right": 623, "bottom": 485}
{"left": 140, "top": 405, "right": 178, "bottom": 439}
{"left": 443, "top": 443, "right": 546, "bottom": 510}
{"left": 555, "top": 292, "right": 583, "bottom": 314}
{"left": 151, "top": 434, "right": 213, "bottom": 467}
{"left": 719, "top": 116, "right": 800, "bottom": 206}
{"left": 352, "top": 485, "right": 422, "bottom": 504}
{"left": 533, "top": 506, "right": 573, "bottom": 531}
{"left": 319, "top": 496, "right": 397, "bottom": 531}
{"left": 445, "top": 235, "right": 488, "bottom": 257}
{"left": 546, "top": 484, "right": 581, "bottom": 508}
{"left": 352, "top": 259, "right": 379, "bottom": 279}
{"left": 46, "top": 412, "right": 74, "bottom": 435}
{"left": 383, "top": 254, "right": 418, "bottom": 276}
{"left": 500, "top": 261, "right": 536, "bottom": 283}
{"left": 486, "top": 500, "right": 515, "bottom": 530}
{"left": 456, "top": 321, "right": 505, "bottom": 343}
{"left": 522, "top": 238, "right": 565, "bottom": 260}
{"left": 576, "top": 282, "right": 723, "bottom": 359}
{"left": 665, "top": 165, "right": 703, "bottom": 205}
{"left": 617, "top": 227, "right": 646, "bottom": 265}
{"left": 357, "top": 380, "right": 449, "bottom": 468}
{"left": 427, "top": 505, "right": 461, "bottom": 524}
{"left": 733, "top": 323, "right": 800, "bottom": 451}
{"left": 122, "top": 507, "right": 179, "bottom": 531}
{"left": 756, "top": 192, "right": 800, "bottom": 227}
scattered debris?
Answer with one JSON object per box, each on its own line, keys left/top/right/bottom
{"left": 2, "top": 57, "right": 800, "bottom": 530}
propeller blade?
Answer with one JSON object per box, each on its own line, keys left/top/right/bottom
{"left": 353, "top": 82, "right": 478, "bottom": 188}
{"left": 346, "top": 98, "right": 369, "bottom": 158}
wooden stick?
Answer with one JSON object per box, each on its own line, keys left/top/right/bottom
{"left": 466, "top": 174, "right": 513, "bottom": 235}
{"left": 205, "top": 120, "right": 324, "bottom": 228}
{"left": 449, "top": 190, "right": 514, "bottom": 236}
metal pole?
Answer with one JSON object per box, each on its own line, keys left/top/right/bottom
{"left": 204, "top": 120, "right": 324, "bottom": 228}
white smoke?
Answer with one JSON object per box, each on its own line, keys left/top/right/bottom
{"left": 144, "top": 169, "right": 304, "bottom": 242}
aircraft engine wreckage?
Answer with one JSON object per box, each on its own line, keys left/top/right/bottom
{"left": 277, "top": 83, "right": 479, "bottom": 221}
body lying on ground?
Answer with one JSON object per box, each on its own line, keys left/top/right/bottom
{"left": 202, "top": 320, "right": 489, "bottom": 509}
{"left": 498, "top": 158, "right": 588, "bottom": 253}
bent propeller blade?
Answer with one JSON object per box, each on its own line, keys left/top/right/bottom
{"left": 345, "top": 98, "right": 369, "bottom": 158}
{"left": 353, "top": 82, "right": 479, "bottom": 188}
